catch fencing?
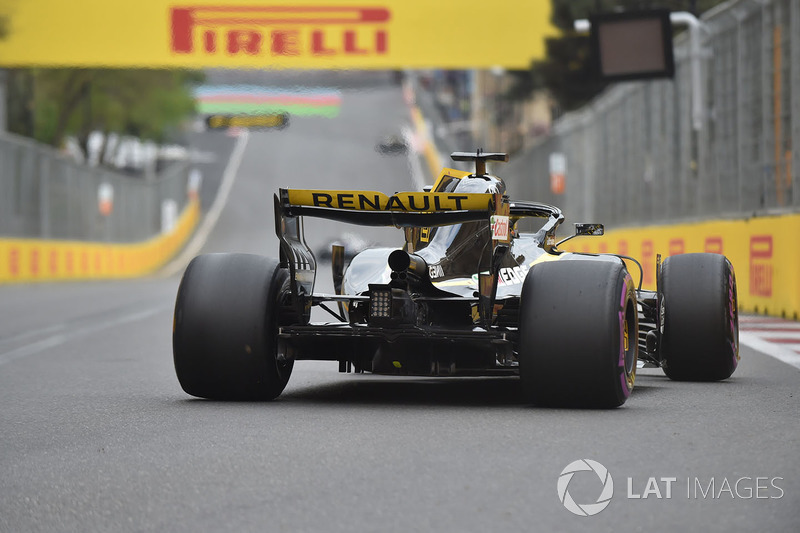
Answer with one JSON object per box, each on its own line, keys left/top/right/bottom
{"left": 507, "top": 0, "right": 800, "bottom": 228}
{"left": 0, "top": 131, "right": 194, "bottom": 243}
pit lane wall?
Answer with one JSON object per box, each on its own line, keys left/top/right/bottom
{"left": 560, "top": 213, "right": 800, "bottom": 320}
{"left": 0, "top": 198, "right": 199, "bottom": 283}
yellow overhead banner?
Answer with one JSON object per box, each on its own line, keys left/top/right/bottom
{"left": 0, "top": 0, "right": 558, "bottom": 69}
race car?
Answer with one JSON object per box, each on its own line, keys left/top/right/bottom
{"left": 172, "top": 151, "right": 739, "bottom": 408}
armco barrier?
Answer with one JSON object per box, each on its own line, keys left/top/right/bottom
{"left": 561, "top": 213, "right": 800, "bottom": 319}
{"left": 0, "top": 198, "right": 199, "bottom": 283}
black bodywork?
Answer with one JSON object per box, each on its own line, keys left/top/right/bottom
{"left": 273, "top": 152, "right": 662, "bottom": 376}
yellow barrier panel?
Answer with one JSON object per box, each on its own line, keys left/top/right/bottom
{"left": 0, "top": 199, "right": 200, "bottom": 283}
{"left": 409, "top": 106, "right": 442, "bottom": 179}
{"left": 0, "top": 0, "right": 558, "bottom": 69}
{"left": 561, "top": 214, "right": 800, "bottom": 319}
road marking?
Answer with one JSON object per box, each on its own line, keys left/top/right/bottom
{"left": 0, "top": 304, "right": 171, "bottom": 367}
{"left": 0, "top": 323, "right": 68, "bottom": 350}
{"left": 159, "top": 128, "right": 251, "bottom": 278}
{"left": 740, "top": 315, "right": 800, "bottom": 370}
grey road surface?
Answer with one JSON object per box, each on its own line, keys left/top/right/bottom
{"left": 1, "top": 75, "right": 799, "bottom": 533}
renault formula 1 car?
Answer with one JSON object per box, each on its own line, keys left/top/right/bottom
{"left": 173, "top": 151, "right": 739, "bottom": 408}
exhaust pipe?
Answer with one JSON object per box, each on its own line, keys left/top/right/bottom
{"left": 388, "top": 250, "right": 429, "bottom": 280}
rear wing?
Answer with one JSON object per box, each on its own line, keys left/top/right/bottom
{"left": 277, "top": 189, "right": 564, "bottom": 229}
{"left": 278, "top": 189, "right": 496, "bottom": 227}
{"left": 272, "top": 187, "right": 564, "bottom": 310}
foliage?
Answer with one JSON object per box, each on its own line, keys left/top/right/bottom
{"left": 22, "top": 69, "right": 203, "bottom": 148}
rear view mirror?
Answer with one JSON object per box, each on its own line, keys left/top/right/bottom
{"left": 575, "top": 223, "right": 604, "bottom": 236}
{"left": 556, "top": 223, "right": 605, "bottom": 248}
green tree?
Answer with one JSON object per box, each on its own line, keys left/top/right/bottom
{"left": 26, "top": 69, "right": 202, "bottom": 149}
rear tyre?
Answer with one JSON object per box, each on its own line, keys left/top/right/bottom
{"left": 659, "top": 253, "right": 739, "bottom": 381}
{"left": 518, "top": 259, "right": 638, "bottom": 408}
{"left": 173, "top": 253, "right": 294, "bottom": 400}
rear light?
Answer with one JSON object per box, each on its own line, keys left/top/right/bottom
{"left": 369, "top": 285, "right": 392, "bottom": 319}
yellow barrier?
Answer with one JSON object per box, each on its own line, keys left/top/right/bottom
{"left": 561, "top": 213, "right": 800, "bottom": 319}
{"left": 409, "top": 106, "right": 442, "bottom": 181}
{"left": 0, "top": 198, "right": 200, "bottom": 283}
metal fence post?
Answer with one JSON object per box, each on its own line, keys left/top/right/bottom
{"left": 761, "top": 1, "right": 775, "bottom": 209}
{"left": 39, "top": 147, "right": 51, "bottom": 238}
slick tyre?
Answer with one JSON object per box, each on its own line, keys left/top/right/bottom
{"left": 659, "top": 253, "right": 739, "bottom": 381}
{"left": 173, "top": 253, "right": 294, "bottom": 400}
{"left": 518, "top": 259, "right": 638, "bottom": 408}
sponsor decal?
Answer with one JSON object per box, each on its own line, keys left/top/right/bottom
{"left": 471, "top": 264, "right": 530, "bottom": 287}
{"left": 623, "top": 319, "right": 629, "bottom": 351}
{"left": 48, "top": 250, "right": 58, "bottom": 275}
{"left": 170, "top": 6, "right": 390, "bottom": 58}
{"left": 428, "top": 264, "right": 444, "bottom": 279}
{"left": 668, "top": 238, "right": 685, "bottom": 255}
{"left": 9, "top": 248, "right": 19, "bottom": 277}
{"left": 30, "top": 249, "right": 40, "bottom": 277}
{"left": 491, "top": 215, "right": 510, "bottom": 241}
{"left": 498, "top": 265, "right": 526, "bottom": 285}
{"left": 704, "top": 236, "right": 724, "bottom": 254}
{"left": 750, "top": 235, "right": 773, "bottom": 297}
{"left": 288, "top": 190, "right": 492, "bottom": 212}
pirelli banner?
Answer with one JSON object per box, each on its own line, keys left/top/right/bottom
{"left": 0, "top": 0, "right": 558, "bottom": 69}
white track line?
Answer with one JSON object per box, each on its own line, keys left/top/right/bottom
{"left": 0, "top": 304, "right": 171, "bottom": 367}
{"left": 746, "top": 331, "right": 800, "bottom": 340}
{"left": 160, "top": 129, "right": 250, "bottom": 277}
{"left": 740, "top": 332, "right": 800, "bottom": 370}
{"left": 740, "top": 323, "right": 800, "bottom": 331}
